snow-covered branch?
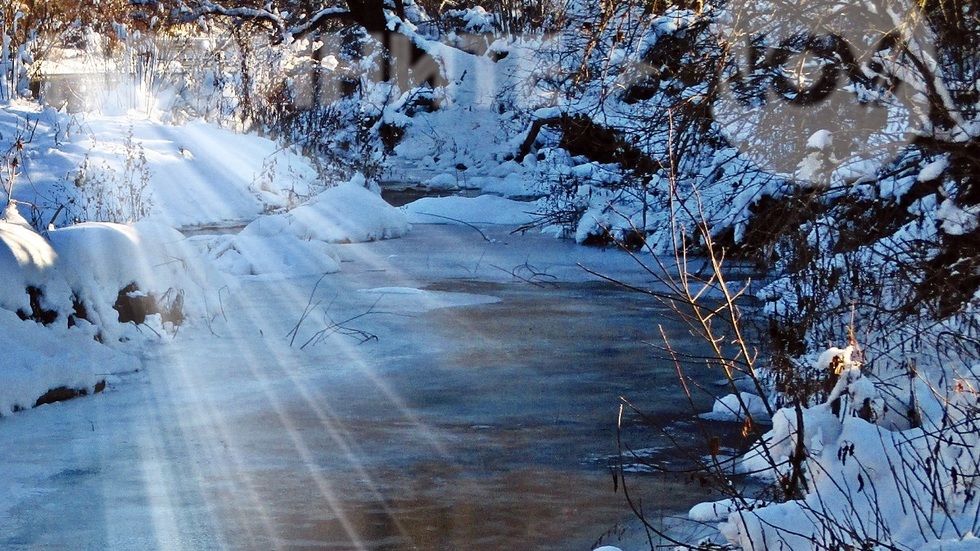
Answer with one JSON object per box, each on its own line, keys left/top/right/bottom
{"left": 172, "top": 1, "right": 351, "bottom": 43}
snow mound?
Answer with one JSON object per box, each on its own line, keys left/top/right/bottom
{"left": 47, "top": 221, "right": 214, "bottom": 334}
{"left": 284, "top": 182, "right": 411, "bottom": 243}
{"left": 0, "top": 199, "right": 218, "bottom": 344}
{"left": 209, "top": 182, "right": 409, "bottom": 277}
{"left": 209, "top": 233, "right": 342, "bottom": 278}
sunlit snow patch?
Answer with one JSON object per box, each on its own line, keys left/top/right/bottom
{"left": 0, "top": 220, "right": 71, "bottom": 316}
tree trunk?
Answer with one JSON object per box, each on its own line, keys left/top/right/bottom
{"left": 345, "top": 0, "right": 443, "bottom": 90}
{"left": 345, "top": 0, "right": 387, "bottom": 34}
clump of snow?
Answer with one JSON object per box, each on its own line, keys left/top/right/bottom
{"left": 700, "top": 392, "right": 770, "bottom": 422}
{"left": 445, "top": 6, "right": 497, "bottom": 34}
{"left": 936, "top": 198, "right": 980, "bottom": 236}
{"left": 918, "top": 157, "right": 949, "bottom": 182}
{"left": 831, "top": 158, "right": 879, "bottom": 184}
{"left": 806, "top": 129, "right": 833, "bottom": 150}
{"left": 689, "top": 498, "right": 754, "bottom": 523}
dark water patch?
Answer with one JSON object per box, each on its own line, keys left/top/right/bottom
{"left": 380, "top": 186, "right": 482, "bottom": 207}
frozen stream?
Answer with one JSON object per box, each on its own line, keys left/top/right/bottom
{"left": 0, "top": 223, "right": 732, "bottom": 550}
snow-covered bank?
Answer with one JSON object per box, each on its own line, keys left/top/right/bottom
{"left": 2, "top": 102, "right": 318, "bottom": 229}
{"left": 0, "top": 214, "right": 203, "bottom": 413}
{"left": 0, "top": 307, "right": 128, "bottom": 416}
{"left": 0, "top": 104, "right": 410, "bottom": 415}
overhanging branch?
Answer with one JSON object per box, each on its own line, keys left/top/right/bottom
{"left": 172, "top": 2, "right": 351, "bottom": 42}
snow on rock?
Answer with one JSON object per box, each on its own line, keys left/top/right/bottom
{"left": 0, "top": 308, "right": 131, "bottom": 415}
{"left": 426, "top": 173, "right": 461, "bottom": 191}
{"left": 806, "top": 129, "right": 833, "bottom": 150}
{"left": 42, "top": 220, "right": 217, "bottom": 338}
{"left": 403, "top": 195, "right": 538, "bottom": 225}
{"left": 700, "top": 392, "right": 770, "bottom": 422}
{"left": 0, "top": 218, "right": 71, "bottom": 316}
{"left": 689, "top": 498, "right": 746, "bottom": 523}
{"left": 48, "top": 223, "right": 153, "bottom": 302}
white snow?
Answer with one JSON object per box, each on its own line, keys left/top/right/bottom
{"left": 402, "top": 195, "right": 538, "bottom": 226}
{"left": 936, "top": 198, "right": 980, "bottom": 235}
{"left": 1, "top": 3, "right": 978, "bottom": 549}
{"left": 0, "top": 217, "right": 68, "bottom": 315}
{"left": 806, "top": 129, "right": 833, "bottom": 150}
{"left": 206, "top": 180, "right": 409, "bottom": 277}
{"left": 0, "top": 307, "right": 131, "bottom": 415}
{"left": 700, "top": 392, "right": 771, "bottom": 422}
{"left": 918, "top": 157, "right": 949, "bottom": 182}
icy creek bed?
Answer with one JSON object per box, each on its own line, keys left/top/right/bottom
{"left": 0, "top": 223, "right": 725, "bottom": 551}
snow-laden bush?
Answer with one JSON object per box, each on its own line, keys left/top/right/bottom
{"left": 692, "top": 346, "right": 980, "bottom": 551}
